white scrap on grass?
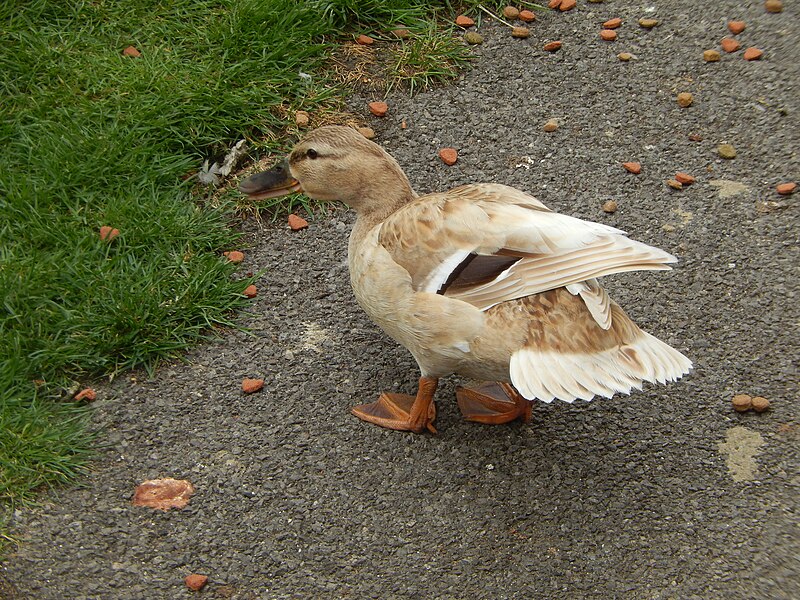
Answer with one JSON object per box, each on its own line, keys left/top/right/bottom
{"left": 195, "top": 139, "right": 247, "bottom": 186}
{"left": 218, "top": 139, "right": 247, "bottom": 177}
{"left": 196, "top": 160, "right": 221, "bottom": 186}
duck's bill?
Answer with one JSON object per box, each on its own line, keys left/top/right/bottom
{"left": 239, "top": 161, "right": 302, "bottom": 200}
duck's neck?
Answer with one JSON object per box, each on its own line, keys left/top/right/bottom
{"left": 347, "top": 153, "right": 417, "bottom": 251}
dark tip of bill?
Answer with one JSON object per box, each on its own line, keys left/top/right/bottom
{"left": 239, "top": 170, "right": 281, "bottom": 194}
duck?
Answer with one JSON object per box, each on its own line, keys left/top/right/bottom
{"left": 240, "top": 125, "right": 692, "bottom": 433}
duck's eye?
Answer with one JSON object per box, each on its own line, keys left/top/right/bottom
{"left": 306, "top": 148, "right": 318, "bottom": 159}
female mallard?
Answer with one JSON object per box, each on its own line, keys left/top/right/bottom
{"left": 240, "top": 126, "right": 691, "bottom": 433}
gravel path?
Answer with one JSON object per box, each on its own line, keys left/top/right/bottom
{"left": 3, "top": 1, "right": 798, "bottom": 598}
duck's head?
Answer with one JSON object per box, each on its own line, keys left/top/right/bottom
{"left": 240, "top": 126, "right": 414, "bottom": 212}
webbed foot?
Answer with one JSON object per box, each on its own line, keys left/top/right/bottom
{"left": 351, "top": 377, "right": 438, "bottom": 433}
{"left": 456, "top": 382, "right": 531, "bottom": 425}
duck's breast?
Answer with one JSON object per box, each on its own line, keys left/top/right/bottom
{"left": 348, "top": 225, "right": 486, "bottom": 378}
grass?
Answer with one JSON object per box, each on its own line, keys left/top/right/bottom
{"left": 385, "top": 20, "right": 471, "bottom": 95}
{"left": 0, "top": 0, "right": 494, "bottom": 549}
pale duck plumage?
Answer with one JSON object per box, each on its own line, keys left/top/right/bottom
{"left": 245, "top": 126, "right": 692, "bottom": 429}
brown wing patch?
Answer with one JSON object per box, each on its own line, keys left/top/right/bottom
{"left": 440, "top": 254, "right": 521, "bottom": 294}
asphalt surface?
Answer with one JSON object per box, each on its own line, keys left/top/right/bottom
{"left": 3, "top": 1, "right": 798, "bottom": 598}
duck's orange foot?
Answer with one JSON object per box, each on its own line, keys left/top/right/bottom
{"left": 456, "top": 382, "right": 532, "bottom": 425}
{"left": 351, "top": 377, "right": 439, "bottom": 434}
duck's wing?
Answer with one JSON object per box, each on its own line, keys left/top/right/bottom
{"left": 378, "top": 183, "right": 677, "bottom": 324}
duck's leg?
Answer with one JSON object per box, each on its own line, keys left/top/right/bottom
{"left": 456, "top": 382, "right": 532, "bottom": 425}
{"left": 351, "top": 376, "right": 438, "bottom": 434}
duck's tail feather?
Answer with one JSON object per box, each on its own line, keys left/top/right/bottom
{"left": 509, "top": 331, "right": 692, "bottom": 403}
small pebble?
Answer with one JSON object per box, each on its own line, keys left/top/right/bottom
{"left": 242, "top": 378, "right": 265, "bottom": 394}
{"left": 464, "top": 31, "right": 484, "bottom": 45}
{"left": 752, "top": 396, "right": 770, "bottom": 412}
{"left": 243, "top": 284, "right": 257, "bottom": 298}
{"left": 720, "top": 38, "right": 740, "bottom": 53}
{"left": 765, "top": 0, "right": 783, "bottom": 13}
{"left": 675, "top": 172, "right": 696, "bottom": 185}
{"left": 185, "top": 574, "right": 209, "bottom": 592}
{"left": 732, "top": 394, "right": 753, "bottom": 412}
{"left": 688, "top": 133, "right": 703, "bottom": 142}
{"left": 223, "top": 250, "right": 244, "bottom": 263}
{"left": 717, "top": 144, "right": 736, "bottom": 159}
{"left": 294, "top": 110, "right": 310, "bottom": 127}
{"left": 511, "top": 27, "right": 530, "bottom": 39}
{"left": 638, "top": 18, "right": 658, "bottom": 29}
{"left": 548, "top": 0, "right": 562, "bottom": 8}
{"left": 677, "top": 92, "right": 693, "bottom": 107}
{"left": 358, "top": 126, "right": 375, "bottom": 139}
{"left": 622, "top": 162, "right": 641, "bottom": 174}
{"left": 618, "top": 52, "right": 633, "bottom": 61}
{"left": 661, "top": 224, "right": 676, "bottom": 232}
{"left": 743, "top": 47, "right": 763, "bottom": 61}
{"left": 559, "top": 0, "right": 576, "bottom": 11}
{"left": 703, "top": 49, "right": 721, "bottom": 62}
{"left": 401, "top": 120, "right": 407, "bottom": 129}
{"left": 728, "top": 21, "right": 746, "bottom": 35}
{"left": 122, "top": 46, "right": 141, "bottom": 57}
{"left": 368, "top": 101, "right": 388, "bottom": 117}
{"left": 439, "top": 148, "right": 458, "bottom": 165}
{"left": 455, "top": 15, "right": 475, "bottom": 27}
{"left": 602, "top": 200, "right": 618, "bottom": 213}
{"left": 99, "top": 225, "right": 120, "bottom": 241}
{"left": 288, "top": 214, "right": 309, "bottom": 231}
{"left": 392, "top": 28, "right": 411, "bottom": 39}
{"left": 543, "top": 41, "right": 563, "bottom": 52}
{"left": 600, "top": 29, "right": 617, "bottom": 41}
{"left": 603, "top": 18, "right": 622, "bottom": 29}
{"left": 503, "top": 6, "right": 520, "bottom": 19}
{"left": 666, "top": 179, "right": 683, "bottom": 190}
{"left": 519, "top": 10, "right": 536, "bottom": 22}
{"left": 776, "top": 182, "right": 796, "bottom": 195}
{"left": 355, "top": 34, "right": 374, "bottom": 46}
{"left": 543, "top": 119, "right": 559, "bottom": 132}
